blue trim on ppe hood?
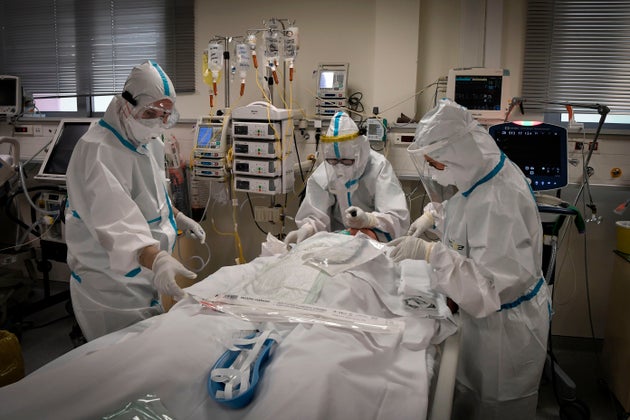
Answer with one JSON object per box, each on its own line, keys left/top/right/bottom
{"left": 462, "top": 152, "right": 505, "bottom": 198}
{"left": 99, "top": 119, "right": 140, "bottom": 153}
{"left": 150, "top": 60, "right": 171, "bottom": 97}
{"left": 333, "top": 112, "right": 342, "bottom": 136}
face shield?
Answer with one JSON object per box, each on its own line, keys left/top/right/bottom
{"left": 322, "top": 134, "right": 362, "bottom": 194}
{"left": 408, "top": 138, "right": 458, "bottom": 203}
{"left": 321, "top": 111, "right": 365, "bottom": 194}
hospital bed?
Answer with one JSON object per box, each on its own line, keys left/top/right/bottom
{"left": 0, "top": 232, "right": 459, "bottom": 420}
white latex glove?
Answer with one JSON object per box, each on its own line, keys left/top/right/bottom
{"left": 344, "top": 206, "right": 377, "bottom": 229}
{"left": 176, "top": 212, "right": 206, "bottom": 243}
{"left": 389, "top": 236, "right": 435, "bottom": 263}
{"left": 151, "top": 250, "right": 196, "bottom": 300}
{"left": 284, "top": 224, "right": 315, "bottom": 245}
{"left": 407, "top": 212, "right": 435, "bottom": 237}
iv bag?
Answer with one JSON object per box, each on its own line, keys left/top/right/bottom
{"left": 208, "top": 42, "right": 224, "bottom": 79}
{"left": 202, "top": 51, "right": 213, "bottom": 87}
{"left": 263, "top": 30, "right": 280, "bottom": 61}
{"left": 236, "top": 43, "right": 250, "bottom": 78}
{"left": 283, "top": 26, "right": 299, "bottom": 61}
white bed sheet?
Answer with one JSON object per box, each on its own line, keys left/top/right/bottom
{"left": 0, "top": 232, "right": 457, "bottom": 420}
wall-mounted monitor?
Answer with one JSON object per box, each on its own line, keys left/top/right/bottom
{"left": 488, "top": 121, "right": 568, "bottom": 191}
{"left": 445, "top": 68, "right": 510, "bottom": 121}
{"left": 35, "top": 119, "right": 97, "bottom": 183}
{"left": 0, "top": 75, "right": 22, "bottom": 116}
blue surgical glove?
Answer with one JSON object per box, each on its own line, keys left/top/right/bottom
{"left": 389, "top": 236, "right": 435, "bottom": 262}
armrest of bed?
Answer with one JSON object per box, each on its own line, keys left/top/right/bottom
{"left": 429, "top": 327, "right": 461, "bottom": 420}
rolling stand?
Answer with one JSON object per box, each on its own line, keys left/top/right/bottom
{"left": 3, "top": 240, "right": 73, "bottom": 340}
{"left": 539, "top": 203, "right": 590, "bottom": 420}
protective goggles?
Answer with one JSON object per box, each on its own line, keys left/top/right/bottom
{"left": 135, "top": 104, "right": 180, "bottom": 129}
{"left": 325, "top": 158, "right": 355, "bottom": 166}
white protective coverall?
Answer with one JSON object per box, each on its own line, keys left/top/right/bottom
{"left": 65, "top": 61, "right": 182, "bottom": 341}
{"left": 293, "top": 111, "right": 409, "bottom": 242}
{"left": 403, "top": 99, "right": 551, "bottom": 419}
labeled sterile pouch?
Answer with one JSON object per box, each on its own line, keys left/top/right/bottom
{"left": 398, "top": 259, "right": 451, "bottom": 319}
{"left": 200, "top": 294, "right": 405, "bottom": 335}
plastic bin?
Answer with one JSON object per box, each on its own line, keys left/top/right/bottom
{"left": 0, "top": 330, "right": 25, "bottom": 387}
{"left": 617, "top": 221, "right": 630, "bottom": 255}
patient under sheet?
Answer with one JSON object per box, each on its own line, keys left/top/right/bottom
{"left": 0, "top": 232, "right": 457, "bottom": 420}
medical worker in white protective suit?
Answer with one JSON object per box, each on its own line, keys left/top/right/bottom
{"left": 285, "top": 111, "right": 409, "bottom": 244}
{"left": 65, "top": 60, "right": 206, "bottom": 341}
{"left": 389, "top": 99, "right": 551, "bottom": 419}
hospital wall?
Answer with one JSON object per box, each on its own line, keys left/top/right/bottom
{"left": 1, "top": 0, "right": 629, "bottom": 339}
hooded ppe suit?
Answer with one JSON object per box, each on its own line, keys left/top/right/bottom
{"left": 402, "top": 99, "right": 550, "bottom": 419}
{"left": 65, "top": 60, "right": 191, "bottom": 341}
{"left": 290, "top": 111, "right": 409, "bottom": 242}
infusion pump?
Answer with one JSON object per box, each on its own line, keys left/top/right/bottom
{"left": 231, "top": 102, "right": 295, "bottom": 195}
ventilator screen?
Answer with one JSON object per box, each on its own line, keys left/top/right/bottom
{"left": 488, "top": 121, "right": 568, "bottom": 191}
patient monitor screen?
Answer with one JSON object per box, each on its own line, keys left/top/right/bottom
{"left": 454, "top": 75, "right": 503, "bottom": 111}
{"left": 0, "top": 78, "right": 17, "bottom": 106}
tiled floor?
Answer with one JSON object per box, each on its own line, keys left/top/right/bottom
{"left": 3, "top": 283, "right": 629, "bottom": 419}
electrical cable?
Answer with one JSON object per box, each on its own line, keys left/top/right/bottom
{"left": 245, "top": 192, "right": 269, "bottom": 235}
{"left": 292, "top": 131, "right": 305, "bottom": 183}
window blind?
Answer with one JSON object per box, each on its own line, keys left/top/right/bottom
{"left": 0, "top": 0, "right": 195, "bottom": 97}
{"left": 523, "top": 0, "right": 630, "bottom": 114}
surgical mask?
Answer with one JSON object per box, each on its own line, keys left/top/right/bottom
{"left": 124, "top": 115, "right": 161, "bottom": 144}
{"left": 428, "top": 164, "right": 457, "bottom": 187}
{"left": 416, "top": 159, "right": 458, "bottom": 202}
{"left": 327, "top": 161, "right": 358, "bottom": 194}
{"left": 324, "top": 140, "right": 360, "bottom": 194}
